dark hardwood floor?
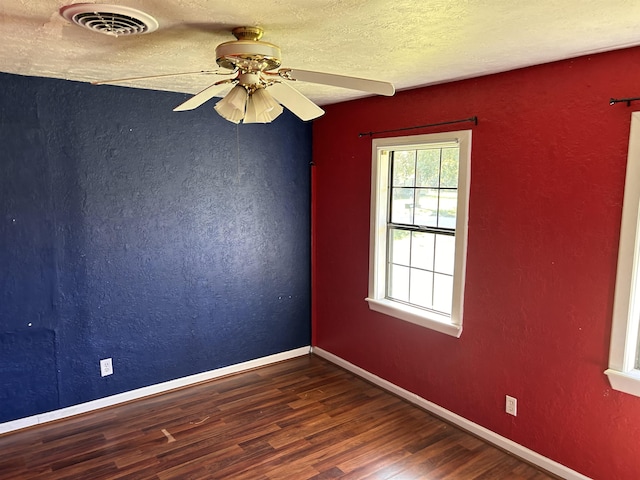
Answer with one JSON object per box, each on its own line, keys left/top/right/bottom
{"left": 0, "top": 354, "right": 556, "bottom": 479}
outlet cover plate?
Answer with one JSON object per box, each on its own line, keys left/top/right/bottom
{"left": 100, "top": 358, "right": 113, "bottom": 377}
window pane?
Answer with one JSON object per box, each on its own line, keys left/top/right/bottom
{"left": 438, "top": 190, "right": 457, "bottom": 229}
{"left": 414, "top": 188, "right": 438, "bottom": 227}
{"left": 433, "top": 273, "right": 453, "bottom": 314}
{"left": 392, "top": 151, "right": 416, "bottom": 187}
{"left": 391, "top": 188, "right": 414, "bottom": 224}
{"left": 411, "top": 231, "right": 435, "bottom": 270}
{"left": 434, "top": 234, "right": 455, "bottom": 275}
{"left": 440, "top": 148, "right": 459, "bottom": 188}
{"left": 389, "top": 229, "right": 411, "bottom": 266}
{"left": 388, "top": 264, "right": 410, "bottom": 302}
{"left": 416, "top": 149, "right": 441, "bottom": 187}
{"left": 410, "top": 268, "right": 434, "bottom": 309}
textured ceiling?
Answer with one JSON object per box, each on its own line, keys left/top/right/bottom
{"left": 2, "top": 0, "right": 640, "bottom": 107}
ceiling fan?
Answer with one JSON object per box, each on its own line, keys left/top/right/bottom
{"left": 90, "top": 25, "right": 396, "bottom": 124}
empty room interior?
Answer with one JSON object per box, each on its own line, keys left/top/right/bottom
{"left": 2, "top": 1, "right": 640, "bottom": 479}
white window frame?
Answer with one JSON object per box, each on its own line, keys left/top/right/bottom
{"left": 366, "top": 131, "right": 471, "bottom": 338}
{"left": 606, "top": 111, "right": 640, "bottom": 397}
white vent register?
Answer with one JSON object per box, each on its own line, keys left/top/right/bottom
{"left": 60, "top": 4, "right": 158, "bottom": 37}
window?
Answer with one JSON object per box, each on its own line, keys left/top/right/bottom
{"left": 606, "top": 112, "right": 640, "bottom": 397}
{"left": 366, "top": 131, "right": 471, "bottom": 337}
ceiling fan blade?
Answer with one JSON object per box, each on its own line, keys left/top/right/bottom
{"left": 267, "top": 82, "right": 325, "bottom": 121}
{"left": 91, "top": 70, "right": 224, "bottom": 86}
{"left": 282, "top": 69, "right": 395, "bottom": 96}
{"left": 173, "top": 82, "right": 234, "bottom": 111}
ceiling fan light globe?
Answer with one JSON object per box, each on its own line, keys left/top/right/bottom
{"left": 227, "top": 85, "right": 249, "bottom": 110}
{"left": 251, "top": 88, "right": 280, "bottom": 116}
{"left": 243, "top": 96, "right": 283, "bottom": 123}
{"left": 243, "top": 88, "right": 284, "bottom": 123}
{"left": 243, "top": 96, "right": 259, "bottom": 123}
{"left": 214, "top": 105, "right": 243, "bottom": 123}
{"left": 263, "top": 103, "right": 284, "bottom": 122}
{"left": 214, "top": 85, "right": 248, "bottom": 123}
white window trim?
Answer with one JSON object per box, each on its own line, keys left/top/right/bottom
{"left": 365, "top": 131, "right": 472, "bottom": 338}
{"left": 606, "top": 112, "right": 640, "bottom": 397}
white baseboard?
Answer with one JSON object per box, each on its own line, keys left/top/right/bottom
{"left": 0, "top": 346, "right": 311, "bottom": 435}
{"left": 312, "top": 347, "right": 590, "bottom": 480}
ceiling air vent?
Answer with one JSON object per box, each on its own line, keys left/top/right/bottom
{"left": 60, "top": 4, "right": 158, "bottom": 37}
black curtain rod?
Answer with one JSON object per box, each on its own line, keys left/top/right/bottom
{"left": 610, "top": 97, "right": 640, "bottom": 107}
{"left": 358, "top": 116, "right": 478, "bottom": 138}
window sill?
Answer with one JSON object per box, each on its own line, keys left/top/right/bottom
{"left": 365, "top": 297, "right": 462, "bottom": 338}
{"left": 605, "top": 369, "right": 640, "bottom": 398}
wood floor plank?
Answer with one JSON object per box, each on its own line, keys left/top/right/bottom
{"left": 0, "top": 354, "right": 558, "bottom": 479}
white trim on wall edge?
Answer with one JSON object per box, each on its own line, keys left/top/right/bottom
{"left": 312, "top": 347, "right": 591, "bottom": 480}
{"left": 0, "top": 346, "right": 311, "bottom": 436}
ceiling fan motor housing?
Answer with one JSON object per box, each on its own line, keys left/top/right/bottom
{"left": 216, "top": 39, "right": 282, "bottom": 72}
{"left": 236, "top": 73, "right": 262, "bottom": 92}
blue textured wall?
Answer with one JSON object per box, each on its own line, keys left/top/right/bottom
{"left": 0, "top": 72, "right": 311, "bottom": 424}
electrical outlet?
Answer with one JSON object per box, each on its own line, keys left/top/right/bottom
{"left": 100, "top": 358, "right": 113, "bottom": 377}
{"left": 505, "top": 395, "right": 517, "bottom": 416}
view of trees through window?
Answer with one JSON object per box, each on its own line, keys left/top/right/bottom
{"left": 386, "top": 146, "right": 459, "bottom": 315}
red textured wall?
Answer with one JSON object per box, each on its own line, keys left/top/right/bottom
{"left": 312, "top": 47, "right": 640, "bottom": 479}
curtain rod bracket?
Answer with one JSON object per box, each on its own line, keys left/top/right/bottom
{"left": 359, "top": 116, "right": 478, "bottom": 138}
{"left": 610, "top": 97, "right": 640, "bottom": 107}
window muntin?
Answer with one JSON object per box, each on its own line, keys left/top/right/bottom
{"left": 366, "top": 131, "right": 471, "bottom": 337}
